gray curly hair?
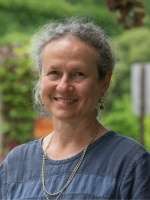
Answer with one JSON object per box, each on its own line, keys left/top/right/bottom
{"left": 31, "top": 17, "right": 115, "bottom": 114}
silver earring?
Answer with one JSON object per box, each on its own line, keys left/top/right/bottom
{"left": 97, "top": 98, "right": 105, "bottom": 113}
{"left": 99, "top": 98, "right": 105, "bottom": 110}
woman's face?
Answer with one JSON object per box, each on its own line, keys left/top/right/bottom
{"left": 40, "top": 35, "right": 109, "bottom": 120}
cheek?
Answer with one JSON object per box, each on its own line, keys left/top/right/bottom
{"left": 40, "top": 79, "right": 52, "bottom": 98}
{"left": 80, "top": 82, "right": 100, "bottom": 102}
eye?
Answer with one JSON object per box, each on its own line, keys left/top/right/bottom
{"left": 72, "top": 72, "right": 85, "bottom": 81}
{"left": 47, "top": 70, "right": 60, "bottom": 80}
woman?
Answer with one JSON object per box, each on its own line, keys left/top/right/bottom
{"left": 0, "top": 18, "right": 150, "bottom": 200}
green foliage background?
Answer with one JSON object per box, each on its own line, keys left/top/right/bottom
{"left": 0, "top": 0, "right": 150, "bottom": 150}
{"left": 0, "top": 44, "right": 36, "bottom": 143}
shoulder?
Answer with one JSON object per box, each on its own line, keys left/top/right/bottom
{"left": 95, "top": 131, "right": 150, "bottom": 175}
{"left": 112, "top": 133, "right": 150, "bottom": 199}
{"left": 101, "top": 131, "right": 150, "bottom": 198}
{"left": 105, "top": 131, "right": 150, "bottom": 160}
{"left": 1, "top": 139, "right": 42, "bottom": 174}
{"left": 10, "top": 139, "right": 41, "bottom": 156}
{"left": 109, "top": 131, "right": 150, "bottom": 179}
{"left": 0, "top": 139, "right": 43, "bottom": 184}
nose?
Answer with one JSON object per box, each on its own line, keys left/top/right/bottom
{"left": 56, "top": 74, "right": 73, "bottom": 92}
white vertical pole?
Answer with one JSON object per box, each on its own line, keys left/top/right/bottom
{"left": 139, "top": 64, "right": 145, "bottom": 145}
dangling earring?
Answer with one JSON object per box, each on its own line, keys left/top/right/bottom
{"left": 96, "top": 97, "right": 105, "bottom": 121}
{"left": 97, "top": 97, "right": 105, "bottom": 114}
{"left": 99, "top": 97, "right": 105, "bottom": 110}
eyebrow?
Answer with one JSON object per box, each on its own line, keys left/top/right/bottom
{"left": 48, "top": 65, "right": 86, "bottom": 71}
{"left": 44, "top": 65, "right": 60, "bottom": 72}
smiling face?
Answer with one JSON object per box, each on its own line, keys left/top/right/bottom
{"left": 40, "top": 35, "right": 110, "bottom": 121}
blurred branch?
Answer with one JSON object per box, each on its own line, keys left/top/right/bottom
{"left": 106, "top": 0, "right": 145, "bottom": 29}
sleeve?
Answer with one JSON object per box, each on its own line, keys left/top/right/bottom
{"left": 0, "top": 161, "right": 7, "bottom": 200}
{"left": 119, "top": 152, "right": 150, "bottom": 200}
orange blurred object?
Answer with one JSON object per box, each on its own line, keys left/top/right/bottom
{"left": 33, "top": 117, "right": 53, "bottom": 138}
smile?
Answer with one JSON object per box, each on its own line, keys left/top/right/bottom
{"left": 53, "top": 97, "right": 78, "bottom": 104}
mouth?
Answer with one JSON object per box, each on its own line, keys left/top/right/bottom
{"left": 53, "top": 96, "right": 78, "bottom": 104}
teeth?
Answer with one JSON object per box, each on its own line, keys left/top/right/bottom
{"left": 54, "top": 97, "right": 77, "bottom": 102}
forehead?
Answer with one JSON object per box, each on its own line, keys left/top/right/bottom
{"left": 41, "top": 35, "right": 99, "bottom": 64}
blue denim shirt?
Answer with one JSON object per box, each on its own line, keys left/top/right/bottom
{"left": 1, "top": 131, "right": 150, "bottom": 200}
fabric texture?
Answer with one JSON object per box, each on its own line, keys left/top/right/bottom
{"left": 0, "top": 131, "right": 150, "bottom": 200}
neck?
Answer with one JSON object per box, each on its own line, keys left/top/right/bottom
{"left": 53, "top": 115, "right": 100, "bottom": 140}
{"left": 43, "top": 115, "right": 108, "bottom": 160}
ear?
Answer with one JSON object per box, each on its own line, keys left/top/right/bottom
{"left": 99, "top": 71, "right": 112, "bottom": 96}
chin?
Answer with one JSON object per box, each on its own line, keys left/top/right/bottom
{"left": 51, "top": 110, "right": 77, "bottom": 120}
